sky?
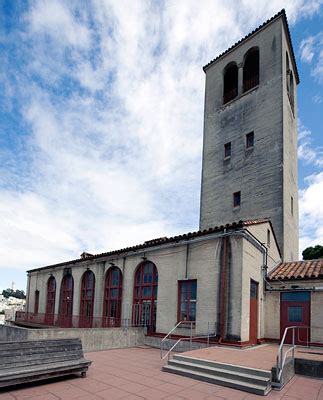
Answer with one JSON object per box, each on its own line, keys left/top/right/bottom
{"left": 0, "top": 0, "right": 322, "bottom": 292}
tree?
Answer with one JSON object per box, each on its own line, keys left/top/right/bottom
{"left": 302, "top": 245, "right": 323, "bottom": 260}
{"left": 1, "top": 289, "right": 26, "bottom": 299}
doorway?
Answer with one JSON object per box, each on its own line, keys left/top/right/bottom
{"left": 280, "top": 291, "right": 310, "bottom": 344}
{"left": 249, "top": 280, "right": 258, "bottom": 345}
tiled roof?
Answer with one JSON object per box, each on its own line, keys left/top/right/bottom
{"left": 27, "top": 218, "right": 271, "bottom": 272}
{"left": 268, "top": 260, "right": 323, "bottom": 281}
{"left": 203, "top": 9, "right": 300, "bottom": 84}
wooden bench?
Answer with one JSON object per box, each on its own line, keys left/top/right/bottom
{"left": 0, "top": 338, "right": 92, "bottom": 388}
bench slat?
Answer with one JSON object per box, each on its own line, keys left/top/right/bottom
{"left": 1, "top": 351, "right": 84, "bottom": 369}
{"left": 0, "top": 338, "right": 91, "bottom": 388}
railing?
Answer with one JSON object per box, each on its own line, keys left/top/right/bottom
{"left": 160, "top": 321, "right": 214, "bottom": 360}
{"left": 275, "top": 326, "right": 310, "bottom": 384}
{"left": 15, "top": 308, "right": 152, "bottom": 330}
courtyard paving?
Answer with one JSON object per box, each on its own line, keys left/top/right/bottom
{"left": 0, "top": 346, "right": 322, "bottom": 399}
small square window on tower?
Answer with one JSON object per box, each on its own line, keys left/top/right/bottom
{"left": 246, "top": 131, "right": 254, "bottom": 149}
{"left": 233, "top": 191, "right": 241, "bottom": 208}
{"left": 224, "top": 142, "right": 231, "bottom": 159}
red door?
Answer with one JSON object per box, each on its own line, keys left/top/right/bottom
{"left": 280, "top": 292, "right": 310, "bottom": 345}
{"left": 249, "top": 280, "right": 258, "bottom": 345}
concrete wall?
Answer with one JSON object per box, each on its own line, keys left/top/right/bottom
{"left": 199, "top": 16, "right": 299, "bottom": 262}
{"left": 281, "top": 24, "right": 299, "bottom": 261}
{"left": 0, "top": 325, "right": 145, "bottom": 352}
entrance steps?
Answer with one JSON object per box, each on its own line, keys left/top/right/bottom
{"left": 162, "top": 354, "right": 272, "bottom": 396}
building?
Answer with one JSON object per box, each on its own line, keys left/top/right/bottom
{"left": 20, "top": 10, "right": 323, "bottom": 346}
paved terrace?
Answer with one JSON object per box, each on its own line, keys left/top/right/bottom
{"left": 184, "top": 343, "right": 323, "bottom": 370}
{"left": 1, "top": 346, "right": 323, "bottom": 400}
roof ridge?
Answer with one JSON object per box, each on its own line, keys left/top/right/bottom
{"left": 27, "top": 218, "right": 271, "bottom": 272}
{"left": 203, "top": 9, "right": 300, "bottom": 84}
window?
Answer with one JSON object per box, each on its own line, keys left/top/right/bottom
{"left": 233, "top": 191, "right": 241, "bottom": 208}
{"left": 286, "top": 52, "right": 294, "bottom": 113}
{"left": 133, "top": 261, "right": 158, "bottom": 333}
{"left": 79, "top": 270, "right": 95, "bottom": 328}
{"left": 59, "top": 273, "right": 74, "bottom": 327}
{"left": 224, "top": 142, "right": 231, "bottom": 159}
{"left": 267, "top": 229, "right": 271, "bottom": 247}
{"left": 243, "top": 48, "right": 259, "bottom": 92}
{"left": 223, "top": 62, "right": 238, "bottom": 104}
{"left": 288, "top": 306, "right": 303, "bottom": 322}
{"left": 45, "top": 276, "right": 56, "bottom": 325}
{"left": 103, "top": 267, "right": 122, "bottom": 327}
{"left": 34, "top": 290, "right": 39, "bottom": 315}
{"left": 281, "top": 292, "right": 310, "bottom": 302}
{"left": 291, "top": 196, "right": 294, "bottom": 216}
{"left": 246, "top": 132, "right": 254, "bottom": 149}
{"left": 178, "top": 280, "right": 197, "bottom": 322}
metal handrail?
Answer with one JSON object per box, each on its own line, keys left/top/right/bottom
{"left": 160, "top": 321, "right": 194, "bottom": 359}
{"left": 161, "top": 334, "right": 213, "bottom": 360}
{"left": 276, "top": 326, "right": 310, "bottom": 383}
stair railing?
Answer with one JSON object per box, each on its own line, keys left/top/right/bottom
{"left": 160, "top": 321, "right": 194, "bottom": 359}
{"left": 161, "top": 321, "right": 214, "bottom": 359}
{"left": 275, "top": 326, "right": 310, "bottom": 385}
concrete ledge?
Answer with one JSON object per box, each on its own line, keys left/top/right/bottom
{"left": 295, "top": 358, "right": 323, "bottom": 379}
{"left": 0, "top": 325, "right": 145, "bottom": 352}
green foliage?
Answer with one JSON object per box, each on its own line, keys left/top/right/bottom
{"left": 1, "top": 289, "right": 26, "bottom": 299}
{"left": 302, "top": 245, "right": 323, "bottom": 260}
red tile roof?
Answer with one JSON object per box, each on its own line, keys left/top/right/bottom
{"left": 268, "top": 260, "right": 323, "bottom": 281}
{"left": 27, "top": 218, "right": 272, "bottom": 272}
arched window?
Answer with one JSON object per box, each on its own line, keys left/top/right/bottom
{"left": 45, "top": 276, "right": 56, "bottom": 325}
{"left": 59, "top": 274, "right": 74, "bottom": 328}
{"left": 243, "top": 48, "right": 259, "bottom": 92}
{"left": 132, "top": 261, "right": 158, "bottom": 333}
{"left": 286, "top": 52, "right": 294, "bottom": 113}
{"left": 103, "top": 267, "right": 123, "bottom": 327}
{"left": 223, "top": 62, "right": 238, "bottom": 104}
{"left": 79, "top": 270, "right": 95, "bottom": 328}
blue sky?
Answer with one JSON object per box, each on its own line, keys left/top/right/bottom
{"left": 0, "top": 1, "right": 322, "bottom": 292}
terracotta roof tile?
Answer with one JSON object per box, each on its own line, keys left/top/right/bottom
{"left": 27, "top": 218, "right": 272, "bottom": 273}
{"left": 203, "top": 9, "right": 300, "bottom": 84}
{"left": 268, "top": 260, "right": 323, "bottom": 281}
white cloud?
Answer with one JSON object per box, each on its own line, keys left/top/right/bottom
{"left": 299, "top": 172, "right": 323, "bottom": 256}
{"left": 299, "top": 32, "right": 323, "bottom": 83}
{"left": 1, "top": 0, "right": 322, "bottom": 280}
{"left": 298, "top": 122, "right": 323, "bottom": 167}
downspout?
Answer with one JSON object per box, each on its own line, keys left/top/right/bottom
{"left": 185, "top": 244, "right": 189, "bottom": 279}
{"left": 218, "top": 236, "right": 228, "bottom": 343}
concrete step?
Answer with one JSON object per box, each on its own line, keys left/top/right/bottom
{"left": 162, "top": 355, "right": 272, "bottom": 396}
{"left": 168, "top": 359, "right": 270, "bottom": 386}
{"left": 173, "top": 354, "right": 271, "bottom": 378}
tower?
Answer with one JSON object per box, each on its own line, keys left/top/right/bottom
{"left": 199, "top": 10, "right": 299, "bottom": 261}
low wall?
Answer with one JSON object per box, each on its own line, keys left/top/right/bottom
{"left": 0, "top": 325, "right": 146, "bottom": 352}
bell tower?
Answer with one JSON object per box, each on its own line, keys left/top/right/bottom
{"left": 199, "top": 10, "right": 299, "bottom": 261}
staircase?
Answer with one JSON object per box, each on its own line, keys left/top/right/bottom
{"left": 162, "top": 354, "right": 272, "bottom": 396}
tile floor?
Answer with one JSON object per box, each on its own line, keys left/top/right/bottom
{"left": 0, "top": 346, "right": 322, "bottom": 399}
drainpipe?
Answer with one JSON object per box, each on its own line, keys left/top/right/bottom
{"left": 219, "top": 236, "right": 228, "bottom": 343}
{"left": 185, "top": 244, "right": 189, "bottom": 279}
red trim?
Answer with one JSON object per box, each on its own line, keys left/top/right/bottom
{"left": 34, "top": 290, "right": 39, "bottom": 315}
{"left": 103, "top": 267, "right": 122, "bottom": 327}
{"left": 132, "top": 261, "right": 158, "bottom": 333}
{"left": 45, "top": 276, "right": 56, "bottom": 325}
{"left": 59, "top": 274, "right": 74, "bottom": 327}
{"left": 79, "top": 270, "right": 95, "bottom": 328}
{"left": 219, "top": 237, "right": 228, "bottom": 339}
{"left": 177, "top": 280, "right": 197, "bottom": 323}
